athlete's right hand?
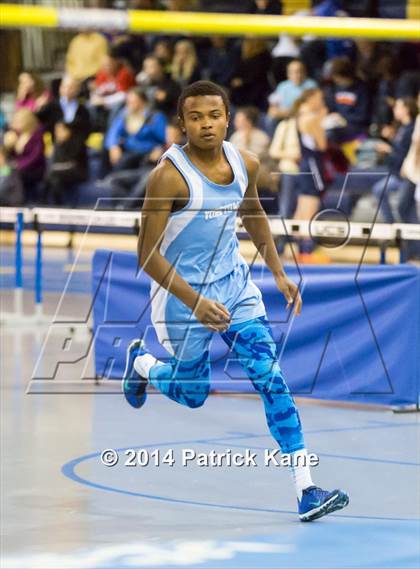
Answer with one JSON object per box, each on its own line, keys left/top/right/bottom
{"left": 193, "top": 297, "right": 231, "bottom": 333}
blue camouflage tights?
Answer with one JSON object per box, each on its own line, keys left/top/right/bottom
{"left": 149, "top": 315, "right": 305, "bottom": 454}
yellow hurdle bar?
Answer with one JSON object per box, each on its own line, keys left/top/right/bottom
{"left": 0, "top": 4, "right": 58, "bottom": 28}
{"left": 0, "top": 3, "right": 419, "bottom": 40}
{"left": 128, "top": 10, "right": 420, "bottom": 39}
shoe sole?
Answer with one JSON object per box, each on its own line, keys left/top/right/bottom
{"left": 299, "top": 492, "right": 349, "bottom": 522}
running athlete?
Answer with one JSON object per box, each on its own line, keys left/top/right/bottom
{"left": 122, "top": 80, "right": 349, "bottom": 521}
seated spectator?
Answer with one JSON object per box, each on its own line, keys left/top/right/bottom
{"left": 171, "top": 40, "right": 201, "bottom": 88}
{"left": 251, "top": 0, "right": 281, "bottom": 14}
{"left": 205, "top": 36, "right": 240, "bottom": 89}
{"left": 36, "top": 76, "right": 91, "bottom": 142}
{"left": 354, "top": 39, "right": 384, "bottom": 86}
{"left": 268, "top": 60, "right": 317, "bottom": 122}
{"left": 110, "top": 33, "right": 147, "bottom": 73}
{"left": 136, "top": 55, "right": 181, "bottom": 117}
{"left": 230, "top": 106, "right": 275, "bottom": 210}
{"left": 65, "top": 29, "right": 109, "bottom": 82}
{"left": 370, "top": 55, "right": 400, "bottom": 136}
{"left": 270, "top": 34, "right": 300, "bottom": 85}
{"left": 15, "top": 72, "right": 51, "bottom": 113}
{"left": 371, "top": 97, "right": 417, "bottom": 223}
{"left": 153, "top": 40, "right": 174, "bottom": 75}
{"left": 230, "top": 38, "right": 272, "bottom": 111}
{"left": 3, "top": 109, "right": 45, "bottom": 202}
{"left": 396, "top": 70, "right": 420, "bottom": 99}
{"left": 89, "top": 52, "right": 136, "bottom": 130}
{"left": 324, "top": 56, "right": 370, "bottom": 143}
{"left": 102, "top": 120, "right": 184, "bottom": 209}
{"left": 399, "top": 92, "right": 420, "bottom": 261}
{"left": 104, "top": 87, "right": 167, "bottom": 172}
{"left": 43, "top": 121, "right": 89, "bottom": 206}
{"left": 0, "top": 145, "right": 24, "bottom": 206}
{"left": 230, "top": 106, "right": 270, "bottom": 156}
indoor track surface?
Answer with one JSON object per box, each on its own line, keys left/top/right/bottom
{"left": 1, "top": 247, "right": 419, "bottom": 569}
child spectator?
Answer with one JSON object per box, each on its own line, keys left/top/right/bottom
{"left": 15, "top": 72, "right": 51, "bottom": 113}
{"left": 0, "top": 145, "right": 23, "bottom": 206}
{"left": 3, "top": 109, "right": 45, "bottom": 203}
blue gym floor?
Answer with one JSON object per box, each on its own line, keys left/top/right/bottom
{"left": 1, "top": 246, "right": 419, "bottom": 569}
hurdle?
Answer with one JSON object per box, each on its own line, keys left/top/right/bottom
{"left": 1, "top": 206, "right": 419, "bottom": 327}
{"left": 0, "top": 208, "right": 51, "bottom": 326}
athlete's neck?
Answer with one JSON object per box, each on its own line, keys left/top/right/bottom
{"left": 183, "top": 142, "right": 224, "bottom": 165}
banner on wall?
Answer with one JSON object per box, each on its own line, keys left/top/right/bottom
{"left": 92, "top": 249, "right": 419, "bottom": 407}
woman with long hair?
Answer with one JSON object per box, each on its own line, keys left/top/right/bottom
{"left": 171, "top": 40, "right": 201, "bottom": 88}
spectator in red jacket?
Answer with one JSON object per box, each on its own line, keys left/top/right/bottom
{"left": 89, "top": 51, "right": 136, "bottom": 130}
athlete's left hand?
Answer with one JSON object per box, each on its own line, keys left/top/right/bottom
{"left": 275, "top": 274, "right": 302, "bottom": 316}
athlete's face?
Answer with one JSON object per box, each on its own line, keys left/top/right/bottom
{"left": 180, "top": 95, "right": 229, "bottom": 149}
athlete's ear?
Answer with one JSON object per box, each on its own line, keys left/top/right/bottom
{"left": 178, "top": 115, "right": 186, "bottom": 133}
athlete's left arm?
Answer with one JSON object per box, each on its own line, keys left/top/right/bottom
{"left": 238, "top": 150, "right": 302, "bottom": 315}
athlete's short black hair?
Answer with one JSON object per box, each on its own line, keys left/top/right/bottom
{"left": 177, "top": 80, "right": 230, "bottom": 119}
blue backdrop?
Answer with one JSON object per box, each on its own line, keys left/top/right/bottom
{"left": 92, "top": 250, "right": 419, "bottom": 407}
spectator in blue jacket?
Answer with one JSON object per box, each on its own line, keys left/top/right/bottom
{"left": 105, "top": 87, "right": 167, "bottom": 171}
{"left": 324, "top": 56, "right": 371, "bottom": 143}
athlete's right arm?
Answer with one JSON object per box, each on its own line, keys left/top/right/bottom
{"left": 138, "top": 161, "right": 231, "bottom": 333}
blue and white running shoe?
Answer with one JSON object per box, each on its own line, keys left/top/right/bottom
{"left": 122, "top": 339, "right": 148, "bottom": 409}
{"left": 298, "top": 486, "right": 349, "bottom": 521}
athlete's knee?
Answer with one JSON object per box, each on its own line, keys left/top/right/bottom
{"left": 250, "top": 361, "right": 289, "bottom": 395}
